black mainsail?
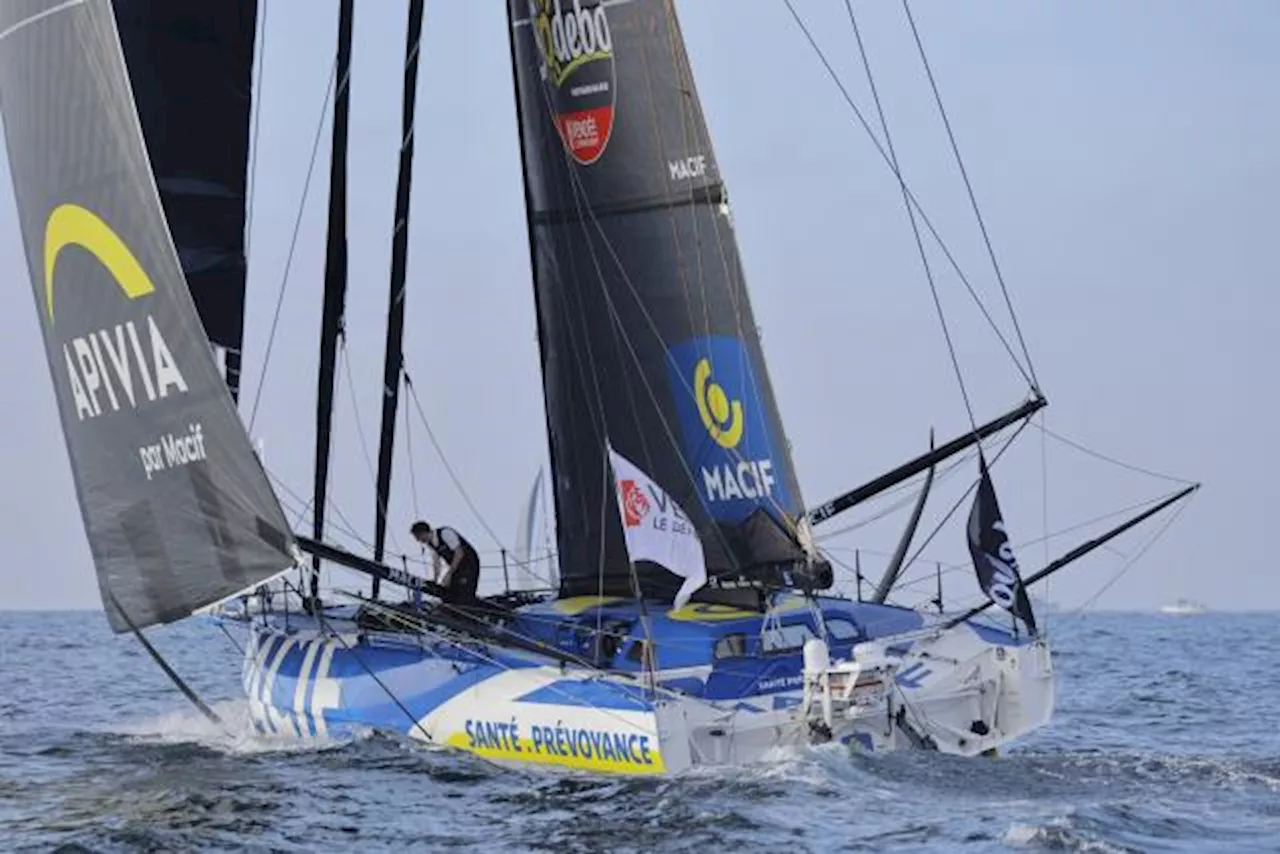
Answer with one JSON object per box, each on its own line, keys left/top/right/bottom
{"left": 0, "top": 0, "right": 295, "bottom": 631}
{"left": 507, "top": 0, "right": 828, "bottom": 602}
{"left": 112, "top": 0, "right": 258, "bottom": 401}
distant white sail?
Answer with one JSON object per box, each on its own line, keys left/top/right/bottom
{"left": 510, "top": 468, "right": 554, "bottom": 591}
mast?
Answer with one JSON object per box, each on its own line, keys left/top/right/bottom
{"left": 112, "top": 1, "right": 259, "bottom": 401}
{"left": 507, "top": 0, "right": 826, "bottom": 603}
{"left": 371, "top": 0, "right": 426, "bottom": 593}
{"left": 311, "top": 0, "right": 355, "bottom": 600}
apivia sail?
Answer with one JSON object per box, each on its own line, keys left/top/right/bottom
{"left": 0, "top": 0, "right": 295, "bottom": 631}
{"left": 112, "top": 0, "right": 258, "bottom": 400}
{"left": 507, "top": 0, "right": 829, "bottom": 601}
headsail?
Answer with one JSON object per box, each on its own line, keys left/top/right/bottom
{"left": 507, "top": 0, "right": 827, "bottom": 603}
{"left": 0, "top": 0, "right": 295, "bottom": 631}
{"left": 512, "top": 468, "right": 555, "bottom": 591}
{"left": 112, "top": 0, "right": 258, "bottom": 400}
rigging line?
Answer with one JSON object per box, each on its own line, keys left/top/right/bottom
{"left": 1040, "top": 409, "right": 1050, "bottom": 598}
{"left": 310, "top": 607, "right": 433, "bottom": 743}
{"left": 517, "top": 26, "right": 786, "bottom": 558}
{"left": 781, "top": 0, "right": 1034, "bottom": 390}
{"left": 104, "top": 588, "right": 223, "bottom": 727}
{"left": 529, "top": 115, "right": 747, "bottom": 568}
{"left": 265, "top": 467, "right": 374, "bottom": 554}
{"left": 402, "top": 372, "right": 422, "bottom": 519}
{"left": 338, "top": 339, "right": 403, "bottom": 556}
{"left": 1032, "top": 421, "right": 1196, "bottom": 485}
{"left": 244, "top": 0, "right": 269, "bottom": 259}
{"left": 846, "top": 0, "right": 977, "bottom": 432}
{"left": 342, "top": 595, "right": 696, "bottom": 724}
{"left": 814, "top": 446, "right": 979, "bottom": 541}
{"left": 898, "top": 416, "right": 1031, "bottom": 580}
{"left": 402, "top": 372, "right": 506, "bottom": 551}
{"left": 563, "top": 161, "right": 799, "bottom": 547}
{"left": 902, "top": 0, "right": 1040, "bottom": 392}
{"left": 1071, "top": 496, "right": 1194, "bottom": 614}
{"left": 660, "top": 7, "right": 803, "bottom": 521}
{"left": 218, "top": 621, "right": 247, "bottom": 657}
{"left": 247, "top": 52, "right": 343, "bottom": 431}
{"left": 597, "top": 449, "right": 609, "bottom": 648}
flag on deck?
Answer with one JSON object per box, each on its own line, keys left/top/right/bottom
{"left": 607, "top": 444, "right": 706, "bottom": 610}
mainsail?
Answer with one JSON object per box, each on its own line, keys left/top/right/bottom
{"left": 112, "top": 0, "right": 258, "bottom": 400}
{"left": 507, "top": 0, "right": 828, "bottom": 602}
{"left": 0, "top": 0, "right": 295, "bottom": 631}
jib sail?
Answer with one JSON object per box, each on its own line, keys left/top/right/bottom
{"left": 0, "top": 0, "right": 296, "bottom": 631}
{"left": 112, "top": 0, "right": 258, "bottom": 400}
{"left": 507, "top": 0, "right": 829, "bottom": 602}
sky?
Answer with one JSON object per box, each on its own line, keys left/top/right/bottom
{"left": 0, "top": 0, "right": 1275, "bottom": 612}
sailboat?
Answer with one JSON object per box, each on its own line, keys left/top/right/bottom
{"left": 0, "top": 0, "right": 1198, "bottom": 775}
{"left": 1160, "top": 599, "right": 1207, "bottom": 616}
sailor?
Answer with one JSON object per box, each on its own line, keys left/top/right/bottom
{"left": 409, "top": 520, "right": 480, "bottom": 604}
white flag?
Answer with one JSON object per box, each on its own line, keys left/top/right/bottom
{"left": 607, "top": 445, "right": 706, "bottom": 611}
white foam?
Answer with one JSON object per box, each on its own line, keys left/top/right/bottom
{"left": 111, "top": 698, "right": 359, "bottom": 756}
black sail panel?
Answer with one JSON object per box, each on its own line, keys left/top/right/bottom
{"left": 508, "top": 0, "right": 827, "bottom": 601}
{"left": 112, "top": 0, "right": 257, "bottom": 400}
{"left": 0, "top": 0, "right": 295, "bottom": 631}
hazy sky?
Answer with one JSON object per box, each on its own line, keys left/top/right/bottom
{"left": 0, "top": 1, "right": 1274, "bottom": 612}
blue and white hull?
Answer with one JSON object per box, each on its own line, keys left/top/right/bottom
{"left": 237, "top": 595, "right": 1054, "bottom": 774}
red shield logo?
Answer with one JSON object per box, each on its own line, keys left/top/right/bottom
{"left": 621, "top": 479, "right": 650, "bottom": 527}
{"left": 531, "top": 0, "right": 617, "bottom": 166}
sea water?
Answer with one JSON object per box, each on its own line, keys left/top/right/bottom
{"left": 1, "top": 610, "right": 1277, "bottom": 852}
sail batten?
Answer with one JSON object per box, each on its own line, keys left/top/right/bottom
{"left": 0, "top": 0, "right": 295, "bottom": 632}
{"left": 507, "top": 0, "right": 828, "bottom": 602}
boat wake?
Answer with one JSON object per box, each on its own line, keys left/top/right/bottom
{"left": 111, "top": 699, "right": 359, "bottom": 758}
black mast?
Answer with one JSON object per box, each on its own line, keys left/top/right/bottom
{"left": 371, "top": 0, "right": 426, "bottom": 598}
{"left": 311, "top": 0, "right": 354, "bottom": 603}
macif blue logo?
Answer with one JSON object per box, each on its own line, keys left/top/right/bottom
{"left": 666, "top": 335, "right": 794, "bottom": 524}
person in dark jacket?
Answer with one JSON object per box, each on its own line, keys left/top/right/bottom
{"left": 410, "top": 520, "right": 480, "bottom": 603}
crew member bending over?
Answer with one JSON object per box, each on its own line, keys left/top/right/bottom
{"left": 410, "top": 520, "right": 480, "bottom": 604}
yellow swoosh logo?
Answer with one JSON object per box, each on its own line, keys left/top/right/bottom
{"left": 44, "top": 203, "right": 156, "bottom": 321}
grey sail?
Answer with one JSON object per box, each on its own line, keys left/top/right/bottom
{"left": 0, "top": 0, "right": 296, "bottom": 632}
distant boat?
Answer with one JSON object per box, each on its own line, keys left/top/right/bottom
{"left": 1160, "top": 599, "right": 1207, "bottom": 615}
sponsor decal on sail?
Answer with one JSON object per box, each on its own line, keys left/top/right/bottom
{"left": 43, "top": 203, "right": 203, "bottom": 480}
{"left": 529, "top": 0, "right": 617, "bottom": 165}
{"left": 967, "top": 453, "right": 1038, "bottom": 635}
{"left": 666, "top": 335, "right": 795, "bottom": 523}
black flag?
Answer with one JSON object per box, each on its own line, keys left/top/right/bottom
{"left": 966, "top": 455, "right": 1037, "bottom": 635}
